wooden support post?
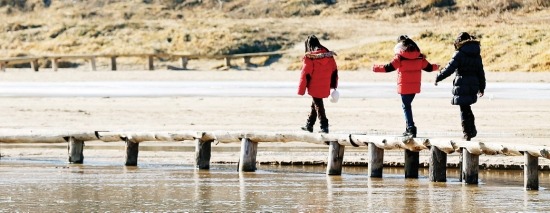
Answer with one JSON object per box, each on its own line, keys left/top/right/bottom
{"left": 51, "top": 58, "right": 58, "bottom": 71}
{"left": 111, "top": 57, "right": 117, "bottom": 71}
{"left": 238, "top": 138, "right": 257, "bottom": 172}
{"left": 405, "top": 150, "right": 419, "bottom": 178}
{"left": 31, "top": 60, "right": 39, "bottom": 72}
{"left": 195, "top": 138, "right": 211, "bottom": 169}
{"left": 89, "top": 57, "right": 97, "bottom": 71}
{"left": 125, "top": 138, "right": 139, "bottom": 166}
{"left": 327, "top": 141, "right": 345, "bottom": 175}
{"left": 0, "top": 62, "right": 6, "bottom": 72}
{"left": 67, "top": 137, "right": 84, "bottom": 164}
{"left": 429, "top": 146, "right": 447, "bottom": 182}
{"left": 243, "top": 56, "right": 251, "bottom": 66}
{"left": 524, "top": 152, "right": 539, "bottom": 190}
{"left": 462, "top": 149, "right": 479, "bottom": 184}
{"left": 368, "top": 142, "right": 384, "bottom": 178}
{"left": 181, "top": 57, "right": 188, "bottom": 70}
{"left": 225, "top": 57, "right": 231, "bottom": 67}
{"left": 148, "top": 55, "right": 154, "bottom": 70}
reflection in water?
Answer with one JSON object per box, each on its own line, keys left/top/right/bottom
{"left": 0, "top": 161, "right": 549, "bottom": 212}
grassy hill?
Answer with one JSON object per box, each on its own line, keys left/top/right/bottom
{"left": 0, "top": 0, "right": 548, "bottom": 71}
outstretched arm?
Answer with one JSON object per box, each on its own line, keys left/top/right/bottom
{"left": 421, "top": 58, "right": 439, "bottom": 72}
{"left": 373, "top": 55, "right": 400, "bottom": 73}
{"left": 435, "top": 51, "right": 461, "bottom": 85}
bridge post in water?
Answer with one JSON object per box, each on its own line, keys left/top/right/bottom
{"left": 239, "top": 138, "right": 257, "bottom": 172}
{"left": 462, "top": 149, "right": 479, "bottom": 184}
{"left": 125, "top": 138, "right": 139, "bottom": 166}
{"left": 524, "top": 152, "right": 539, "bottom": 190}
{"left": 429, "top": 146, "right": 447, "bottom": 182}
{"left": 368, "top": 142, "right": 384, "bottom": 177}
{"left": 404, "top": 150, "right": 419, "bottom": 178}
{"left": 195, "top": 138, "right": 211, "bottom": 169}
{"left": 327, "top": 141, "right": 345, "bottom": 175}
{"left": 67, "top": 136, "right": 84, "bottom": 164}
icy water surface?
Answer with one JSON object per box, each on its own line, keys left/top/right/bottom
{"left": 1, "top": 160, "right": 549, "bottom": 212}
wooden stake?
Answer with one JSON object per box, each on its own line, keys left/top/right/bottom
{"left": 327, "top": 141, "right": 345, "bottom": 175}
{"left": 429, "top": 146, "right": 447, "bottom": 182}
{"left": 404, "top": 149, "right": 419, "bottom": 178}
{"left": 243, "top": 56, "right": 251, "bottom": 67}
{"left": 195, "top": 138, "right": 211, "bottom": 169}
{"left": 111, "top": 57, "right": 117, "bottom": 71}
{"left": 462, "top": 149, "right": 479, "bottom": 184}
{"left": 125, "top": 138, "right": 139, "bottom": 166}
{"left": 524, "top": 152, "right": 539, "bottom": 190}
{"left": 239, "top": 138, "right": 257, "bottom": 172}
{"left": 67, "top": 137, "right": 84, "bottom": 164}
{"left": 89, "top": 57, "right": 97, "bottom": 71}
{"left": 225, "top": 57, "right": 231, "bottom": 67}
{"left": 368, "top": 142, "right": 384, "bottom": 177}
{"left": 31, "top": 60, "right": 39, "bottom": 72}
{"left": 181, "top": 57, "right": 188, "bottom": 70}
{"left": 148, "top": 55, "right": 154, "bottom": 70}
{"left": 52, "top": 58, "right": 58, "bottom": 71}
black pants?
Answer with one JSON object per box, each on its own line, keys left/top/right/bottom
{"left": 460, "top": 105, "right": 473, "bottom": 121}
{"left": 306, "top": 97, "right": 328, "bottom": 128}
{"left": 460, "top": 105, "right": 477, "bottom": 137}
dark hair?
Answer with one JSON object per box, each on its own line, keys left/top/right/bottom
{"left": 454, "top": 32, "right": 476, "bottom": 50}
{"left": 397, "top": 35, "right": 420, "bottom": 52}
{"left": 305, "top": 35, "right": 328, "bottom": 52}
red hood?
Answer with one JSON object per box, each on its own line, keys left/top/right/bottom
{"left": 397, "top": 49, "right": 421, "bottom": 59}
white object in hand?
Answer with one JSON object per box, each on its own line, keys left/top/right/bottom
{"left": 330, "top": 89, "right": 339, "bottom": 103}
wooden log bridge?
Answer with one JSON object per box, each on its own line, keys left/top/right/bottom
{"left": 1, "top": 130, "right": 549, "bottom": 190}
{"left": 0, "top": 51, "right": 285, "bottom": 71}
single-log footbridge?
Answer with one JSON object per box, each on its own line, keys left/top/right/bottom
{"left": 1, "top": 130, "right": 548, "bottom": 190}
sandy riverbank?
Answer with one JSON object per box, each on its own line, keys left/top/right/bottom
{"left": 0, "top": 69, "right": 549, "bottom": 169}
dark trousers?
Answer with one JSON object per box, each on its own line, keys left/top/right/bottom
{"left": 460, "top": 105, "right": 473, "bottom": 122}
{"left": 306, "top": 97, "right": 328, "bottom": 128}
{"left": 401, "top": 94, "right": 416, "bottom": 128}
{"left": 460, "top": 104, "right": 477, "bottom": 137}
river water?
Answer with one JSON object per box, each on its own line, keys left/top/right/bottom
{"left": 1, "top": 147, "right": 549, "bottom": 212}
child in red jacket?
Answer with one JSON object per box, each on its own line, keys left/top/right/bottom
{"left": 298, "top": 35, "right": 338, "bottom": 133}
{"left": 372, "top": 35, "right": 439, "bottom": 137}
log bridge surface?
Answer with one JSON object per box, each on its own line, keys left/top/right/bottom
{"left": 0, "top": 51, "right": 285, "bottom": 71}
{"left": 1, "top": 130, "right": 548, "bottom": 190}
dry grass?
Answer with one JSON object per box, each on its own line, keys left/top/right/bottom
{"left": 0, "top": 0, "right": 548, "bottom": 71}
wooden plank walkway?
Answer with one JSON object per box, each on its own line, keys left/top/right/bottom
{"left": 0, "top": 130, "right": 548, "bottom": 190}
{"left": 0, "top": 51, "right": 286, "bottom": 72}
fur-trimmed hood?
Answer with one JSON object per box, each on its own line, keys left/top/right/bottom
{"left": 456, "top": 40, "right": 481, "bottom": 56}
{"left": 394, "top": 43, "right": 423, "bottom": 59}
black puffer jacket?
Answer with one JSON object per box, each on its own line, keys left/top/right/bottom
{"left": 436, "top": 40, "right": 486, "bottom": 105}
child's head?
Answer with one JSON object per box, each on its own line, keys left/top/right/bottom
{"left": 454, "top": 32, "right": 476, "bottom": 50}
{"left": 304, "top": 35, "right": 328, "bottom": 52}
{"left": 394, "top": 35, "right": 420, "bottom": 54}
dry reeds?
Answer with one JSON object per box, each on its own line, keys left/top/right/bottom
{"left": 0, "top": 0, "right": 548, "bottom": 71}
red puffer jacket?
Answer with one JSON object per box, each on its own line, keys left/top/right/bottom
{"left": 298, "top": 49, "right": 338, "bottom": 98}
{"left": 373, "top": 50, "right": 439, "bottom": 94}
